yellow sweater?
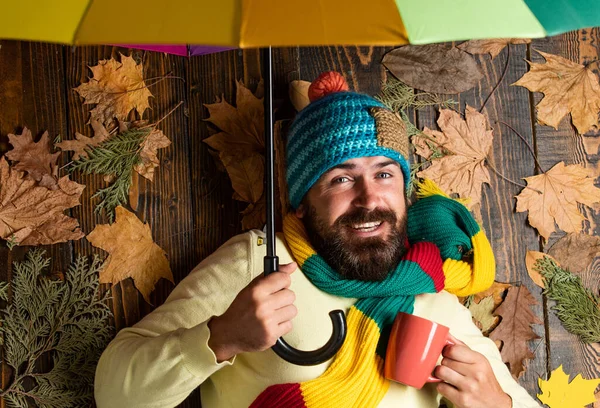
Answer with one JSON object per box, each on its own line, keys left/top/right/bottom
{"left": 94, "top": 230, "right": 541, "bottom": 408}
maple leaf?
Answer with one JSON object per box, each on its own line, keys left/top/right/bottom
{"left": 548, "top": 233, "right": 600, "bottom": 273}
{"left": 513, "top": 50, "right": 600, "bottom": 134}
{"left": 75, "top": 54, "right": 153, "bottom": 127}
{"left": 56, "top": 118, "right": 112, "bottom": 160}
{"left": 538, "top": 365, "right": 600, "bottom": 408}
{"left": 86, "top": 206, "right": 173, "bottom": 304}
{"left": 414, "top": 106, "right": 493, "bottom": 208}
{"left": 489, "top": 285, "right": 542, "bottom": 378}
{"left": 515, "top": 162, "right": 600, "bottom": 240}
{"left": 289, "top": 80, "right": 311, "bottom": 111}
{"left": 134, "top": 128, "right": 171, "bottom": 181}
{"left": 468, "top": 296, "right": 498, "bottom": 334}
{"left": 203, "top": 81, "right": 266, "bottom": 229}
{"left": 458, "top": 38, "right": 531, "bottom": 60}
{"left": 6, "top": 128, "right": 59, "bottom": 189}
{"left": 470, "top": 281, "right": 511, "bottom": 307}
{"left": 0, "top": 157, "right": 84, "bottom": 245}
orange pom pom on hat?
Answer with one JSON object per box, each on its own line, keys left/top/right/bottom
{"left": 286, "top": 71, "right": 411, "bottom": 208}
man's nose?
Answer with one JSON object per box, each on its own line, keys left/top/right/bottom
{"left": 352, "top": 180, "right": 379, "bottom": 210}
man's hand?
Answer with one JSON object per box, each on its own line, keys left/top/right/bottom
{"left": 207, "top": 262, "right": 298, "bottom": 362}
{"left": 434, "top": 335, "right": 512, "bottom": 408}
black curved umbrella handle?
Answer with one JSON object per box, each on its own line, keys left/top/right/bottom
{"left": 261, "top": 46, "right": 347, "bottom": 365}
{"left": 264, "top": 256, "right": 347, "bottom": 366}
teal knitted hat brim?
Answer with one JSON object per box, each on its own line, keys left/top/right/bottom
{"left": 286, "top": 91, "right": 411, "bottom": 209}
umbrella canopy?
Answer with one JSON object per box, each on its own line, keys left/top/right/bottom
{"left": 2, "top": 0, "right": 600, "bottom": 48}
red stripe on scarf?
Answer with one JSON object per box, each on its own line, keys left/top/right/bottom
{"left": 249, "top": 382, "right": 306, "bottom": 408}
{"left": 405, "top": 242, "right": 445, "bottom": 292}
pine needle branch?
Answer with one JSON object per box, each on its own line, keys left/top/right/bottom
{"left": 0, "top": 249, "right": 113, "bottom": 407}
{"left": 534, "top": 255, "right": 600, "bottom": 343}
{"left": 70, "top": 128, "right": 150, "bottom": 222}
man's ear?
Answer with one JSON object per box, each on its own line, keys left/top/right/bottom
{"left": 295, "top": 204, "right": 306, "bottom": 219}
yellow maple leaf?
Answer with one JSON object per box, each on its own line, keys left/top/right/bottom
{"left": 515, "top": 162, "right": 600, "bottom": 240}
{"left": 538, "top": 365, "right": 600, "bottom": 408}
{"left": 75, "top": 54, "right": 153, "bottom": 127}
{"left": 458, "top": 38, "right": 531, "bottom": 59}
{"left": 86, "top": 206, "right": 173, "bottom": 304}
{"left": 413, "top": 106, "right": 493, "bottom": 209}
{"left": 513, "top": 50, "right": 600, "bottom": 134}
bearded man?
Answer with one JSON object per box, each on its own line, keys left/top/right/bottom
{"left": 94, "top": 73, "right": 541, "bottom": 408}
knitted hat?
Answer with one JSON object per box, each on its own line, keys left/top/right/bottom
{"left": 286, "top": 72, "right": 411, "bottom": 209}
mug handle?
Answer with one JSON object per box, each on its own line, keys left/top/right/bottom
{"left": 426, "top": 337, "right": 455, "bottom": 383}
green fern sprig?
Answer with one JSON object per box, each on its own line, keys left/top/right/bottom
{"left": 534, "top": 255, "right": 600, "bottom": 343}
{"left": 70, "top": 128, "right": 150, "bottom": 222}
{"left": 0, "top": 249, "right": 113, "bottom": 408}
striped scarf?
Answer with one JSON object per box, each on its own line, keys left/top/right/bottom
{"left": 250, "top": 181, "right": 495, "bottom": 408}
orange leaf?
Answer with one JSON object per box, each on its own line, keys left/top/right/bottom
{"left": 414, "top": 106, "right": 493, "bottom": 208}
{"left": 289, "top": 80, "right": 311, "bottom": 111}
{"left": 515, "top": 162, "right": 600, "bottom": 240}
{"left": 75, "top": 54, "right": 153, "bottom": 127}
{"left": 0, "top": 157, "right": 84, "bottom": 245}
{"left": 56, "top": 118, "right": 112, "bottom": 160}
{"left": 513, "top": 50, "right": 600, "bottom": 134}
{"left": 458, "top": 38, "right": 531, "bottom": 59}
{"left": 6, "top": 128, "right": 59, "bottom": 189}
{"left": 86, "top": 206, "right": 173, "bottom": 304}
{"left": 489, "top": 285, "right": 542, "bottom": 378}
{"left": 134, "top": 128, "right": 171, "bottom": 181}
{"left": 525, "top": 251, "right": 558, "bottom": 288}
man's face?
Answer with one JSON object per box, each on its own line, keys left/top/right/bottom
{"left": 296, "top": 156, "right": 408, "bottom": 281}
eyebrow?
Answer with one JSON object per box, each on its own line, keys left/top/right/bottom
{"left": 322, "top": 159, "right": 400, "bottom": 177}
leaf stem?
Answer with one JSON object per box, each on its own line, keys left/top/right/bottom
{"left": 480, "top": 46, "right": 511, "bottom": 113}
{"left": 485, "top": 158, "right": 542, "bottom": 194}
{"left": 584, "top": 59, "right": 599, "bottom": 70}
{"left": 497, "top": 121, "right": 545, "bottom": 173}
{"left": 141, "top": 101, "right": 184, "bottom": 129}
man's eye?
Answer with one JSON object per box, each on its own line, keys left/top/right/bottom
{"left": 377, "top": 172, "right": 392, "bottom": 178}
{"left": 332, "top": 176, "right": 349, "bottom": 184}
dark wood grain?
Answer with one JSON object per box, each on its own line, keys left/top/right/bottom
{"left": 528, "top": 28, "right": 600, "bottom": 389}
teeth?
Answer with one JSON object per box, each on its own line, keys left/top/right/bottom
{"left": 352, "top": 221, "right": 382, "bottom": 229}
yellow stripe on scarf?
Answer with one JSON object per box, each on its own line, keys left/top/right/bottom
{"left": 301, "top": 307, "right": 389, "bottom": 408}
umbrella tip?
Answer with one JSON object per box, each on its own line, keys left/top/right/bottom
{"left": 308, "top": 72, "right": 349, "bottom": 102}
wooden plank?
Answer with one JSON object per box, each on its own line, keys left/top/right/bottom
{"left": 0, "top": 39, "right": 72, "bottom": 404}
{"left": 528, "top": 28, "right": 600, "bottom": 384}
{"left": 64, "top": 46, "right": 193, "bottom": 330}
{"left": 413, "top": 40, "right": 546, "bottom": 395}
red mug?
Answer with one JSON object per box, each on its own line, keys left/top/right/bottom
{"left": 384, "top": 312, "right": 454, "bottom": 389}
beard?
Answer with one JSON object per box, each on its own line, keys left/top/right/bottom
{"left": 303, "top": 205, "right": 408, "bottom": 282}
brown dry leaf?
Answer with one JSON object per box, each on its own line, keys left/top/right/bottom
{"left": 513, "top": 50, "right": 600, "bottom": 134}
{"left": 469, "top": 296, "right": 498, "bottom": 335}
{"left": 594, "top": 390, "right": 600, "bottom": 408}
{"left": 75, "top": 54, "right": 153, "bottom": 127}
{"left": 458, "top": 38, "right": 531, "bottom": 60}
{"left": 382, "top": 44, "right": 483, "bottom": 94}
{"left": 203, "top": 81, "right": 266, "bottom": 229}
{"left": 6, "top": 128, "right": 59, "bottom": 189}
{"left": 489, "top": 285, "right": 542, "bottom": 378}
{"left": 515, "top": 162, "right": 600, "bottom": 240}
{"left": 86, "top": 206, "right": 173, "bottom": 304}
{"left": 56, "top": 118, "right": 111, "bottom": 160}
{"left": 469, "top": 281, "right": 512, "bottom": 307}
{"left": 134, "top": 128, "right": 171, "bottom": 181}
{"left": 0, "top": 157, "right": 84, "bottom": 245}
{"left": 548, "top": 233, "right": 600, "bottom": 273}
{"left": 289, "top": 80, "right": 311, "bottom": 111}
{"left": 241, "top": 196, "right": 266, "bottom": 230}
{"left": 525, "top": 250, "right": 559, "bottom": 288}
{"left": 414, "top": 106, "right": 493, "bottom": 209}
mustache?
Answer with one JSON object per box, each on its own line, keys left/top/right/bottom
{"left": 334, "top": 208, "right": 398, "bottom": 227}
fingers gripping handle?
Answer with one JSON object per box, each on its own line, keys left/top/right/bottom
{"left": 264, "top": 256, "right": 347, "bottom": 366}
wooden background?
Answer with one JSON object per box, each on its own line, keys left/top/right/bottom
{"left": 0, "top": 28, "right": 599, "bottom": 407}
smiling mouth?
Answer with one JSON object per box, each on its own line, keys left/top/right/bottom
{"left": 350, "top": 221, "right": 382, "bottom": 232}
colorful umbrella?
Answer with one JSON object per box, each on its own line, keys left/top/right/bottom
{"left": 2, "top": 0, "right": 600, "bottom": 48}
